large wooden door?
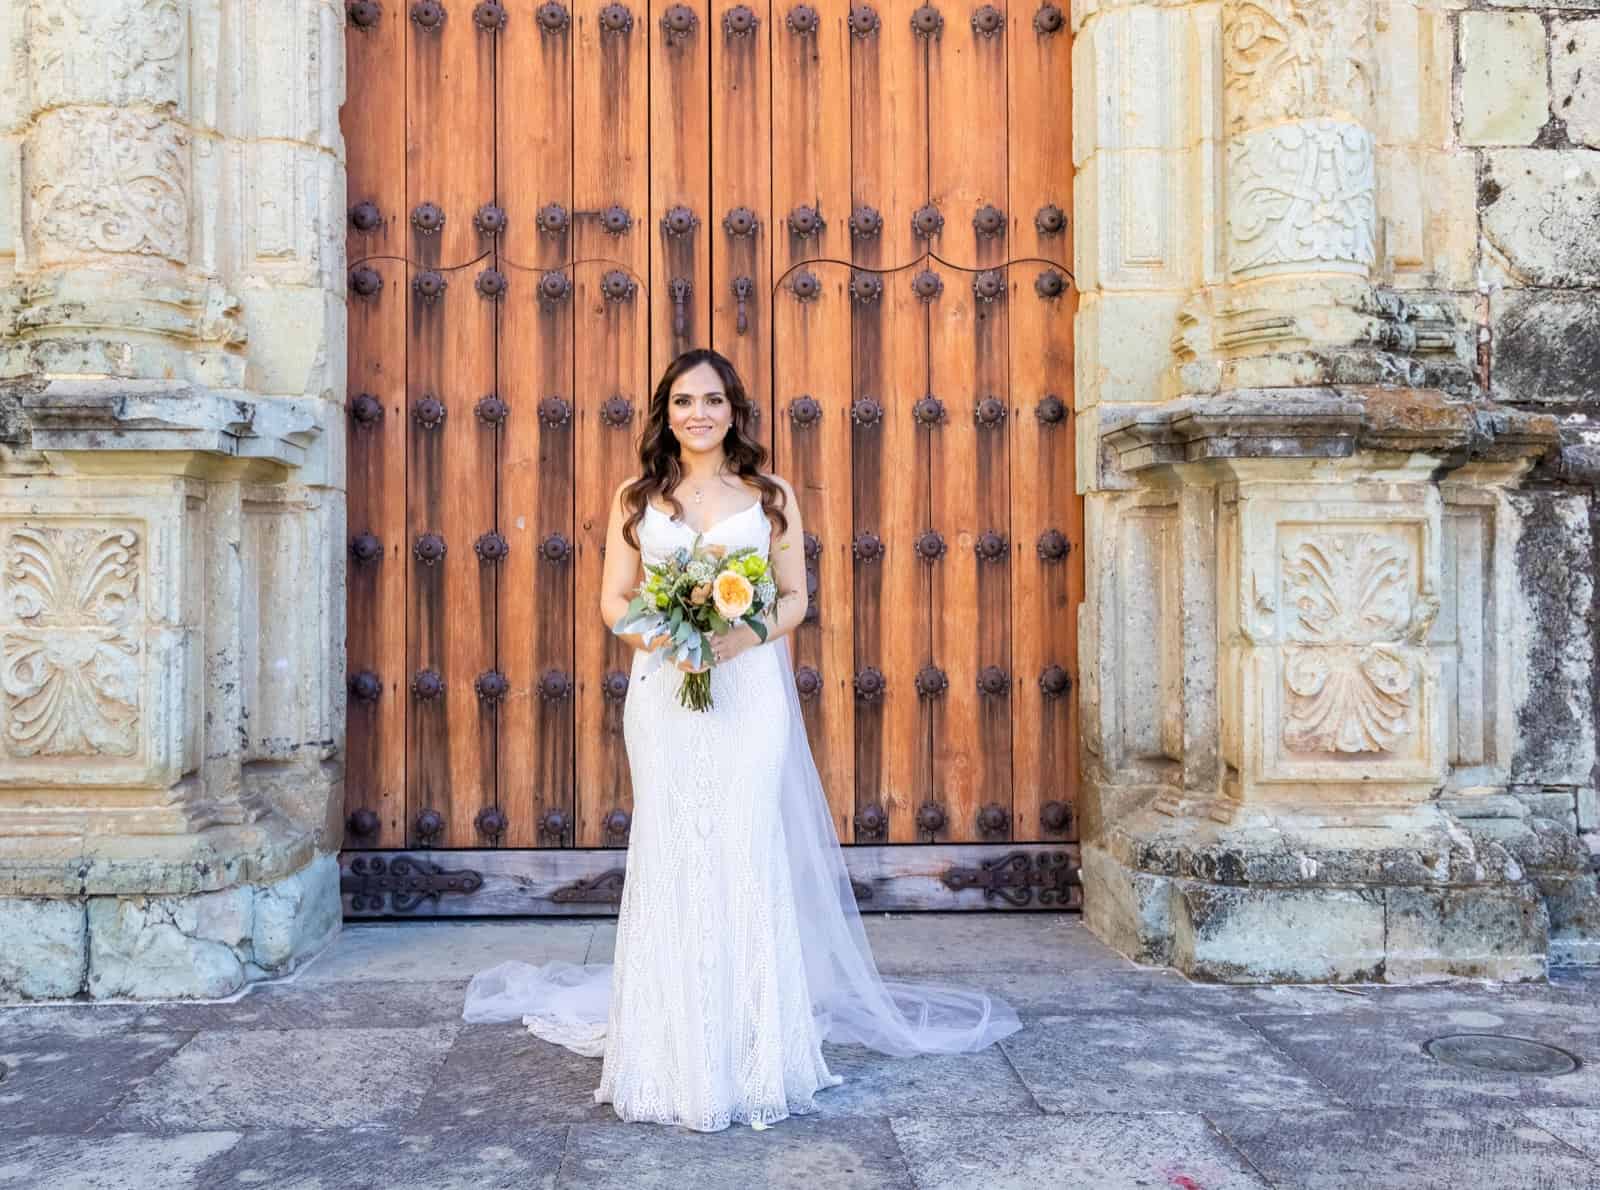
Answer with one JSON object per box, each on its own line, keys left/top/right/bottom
{"left": 340, "top": 0, "right": 1081, "bottom": 916}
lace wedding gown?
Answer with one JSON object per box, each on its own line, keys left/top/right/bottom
{"left": 462, "top": 498, "right": 1022, "bottom": 1131}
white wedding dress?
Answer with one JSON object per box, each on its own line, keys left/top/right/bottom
{"left": 462, "top": 497, "right": 1022, "bottom": 1131}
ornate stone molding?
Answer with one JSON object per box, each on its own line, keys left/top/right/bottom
{"left": 19, "top": 380, "right": 321, "bottom": 472}
{"left": 26, "top": 108, "right": 190, "bottom": 265}
{"left": 1228, "top": 119, "right": 1375, "bottom": 278}
{"left": 1222, "top": 0, "right": 1373, "bottom": 133}
{"left": 1103, "top": 388, "right": 1559, "bottom": 474}
{"left": 27, "top": 0, "right": 186, "bottom": 111}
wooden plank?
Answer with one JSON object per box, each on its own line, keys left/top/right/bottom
{"left": 405, "top": 10, "right": 498, "bottom": 847}
{"left": 928, "top": 0, "right": 1011, "bottom": 843}
{"left": 849, "top": 0, "right": 933, "bottom": 844}
{"left": 340, "top": 842, "right": 1081, "bottom": 916}
{"left": 497, "top": 1, "right": 575, "bottom": 849}
{"left": 771, "top": 0, "right": 854, "bottom": 840}
{"left": 1007, "top": 6, "right": 1078, "bottom": 841}
{"left": 572, "top": 0, "right": 651, "bottom": 847}
{"left": 710, "top": 0, "right": 772, "bottom": 415}
{"left": 650, "top": 0, "right": 712, "bottom": 370}
{"left": 343, "top": 2, "right": 408, "bottom": 848}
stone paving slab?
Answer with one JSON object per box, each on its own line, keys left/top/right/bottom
{"left": 1210, "top": 1108, "right": 1600, "bottom": 1190}
{"left": 0, "top": 978, "right": 474, "bottom": 1039}
{"left": 0, "top": 1131, "right": 242, "bottom": 1190}
{"left": 101, "top": 1024, "right": 459, "bottom": 1131}
{"left": 0, "top": 1031, "right": 193, "bottom": 1136}
{"left": 954, "top": 968, "right": 1600, "bottom": 1020}
{"left": 810, "top": 1041, "right": 1040, "bottom": 1119}
{"left": 1000, "top": 1011, "right": 1342, "bottom": 1113}
{"left": 890, "top": 1112, "right": 1271, "bottom": 1190}
{"left": 419, "top": 1022, "right": 617, "bottom": 1128}
{"left": 1522, "top": 1108, "right": 1600, "bottom": 1161}
{"left": 292, "top": 921, "right": 596, "bottom": 984}
{"left": 584, "top": 912, "right": 1132, "bottom": 976}
{"left": 556, "top": 1117, "right": 915, "bottom": 1189}
{"left": 1241, "top": 1003, "right": 1600, "bottom": 1108}
{"left": 129, "top": 977, "right": 474, "bottom": 1032}
{"left": 201, "top": 1124, "right": 568, "bottom": 1190}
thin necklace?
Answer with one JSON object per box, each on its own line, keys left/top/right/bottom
{"left": 686, "top": 466, "right": 730, "bottom": 505}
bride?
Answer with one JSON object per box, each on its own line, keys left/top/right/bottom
{"left": 462, "top": 347, "right": 1022, "bottom": 1132}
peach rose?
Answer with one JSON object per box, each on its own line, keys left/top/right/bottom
{"left": 712, "top": 570, "right": 754, "bottom": 619}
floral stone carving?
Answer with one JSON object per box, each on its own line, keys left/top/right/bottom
{"left": 1223, "top": 0, "right": 1373, "bottom": 134}
{"left": 1227, "top": 119, "right": 1375, "bottom": 278}
{"left": 28, "top": 108, "right": 190, "bottom": 263}
{"left": 28, "top": 0, "right": 186, "bottom": 110}
{"left": 1280, "top": 532, "right": 1415, "bottom": 754}
{"left": 3, "top": 525, "right": 141, "bottom": 758}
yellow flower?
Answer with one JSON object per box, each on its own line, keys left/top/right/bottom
{"left": 654, "top": 593, "right": 669, "bottom": 609}
{"left": 713, "top": 569, "right": 754, "bottom": 619}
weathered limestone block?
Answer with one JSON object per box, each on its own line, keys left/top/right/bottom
{"left": 1480, "top": 150, "right": 1600, "bottom": 289}
{"left": 1086, "top": 809, "right": 1551, "bottom": 983}
{"left": 0, "top": 854, "right": 341, "bottom": 1002}
{"left": 1384, "top": 885, "right": 1549, "bottom": 981}
{"left": 1081, "top": 843, "right": 1174, "bottom": 966}
{"left": 1174, "top": 884, "right": 1389, "bottom": 984}
{"left": 88, "top": 885, "right": 256, "bottom": 1000}
{"left": 1509, "top": 491, "right": 1597, "bottom": 787}
{"left": 1459, "top": 13, "right": 1551, "bottom": 147}
{"left": 1553, "top": 18, "right": 1600, "bottom": 150}
{"left": 1491, "top": 290, "right": 1600, "bottom": 407}
{"left": 1470, "top": 816, "right": 1600, "bottom": 967}
{"left": 0, "top": 897, "right": 86, "bottom": 1000}
{"left": 1487, "top": 0, "right": 1600, "bottom": 12}
{"left": 250, "top": 852, "right": 341, "bottom": 974}
{"left": 1580, "top": 787, "right": 1600, "bottom": 832}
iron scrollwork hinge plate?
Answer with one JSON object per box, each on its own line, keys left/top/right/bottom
{"left": 941, "top": 850, "right": 1078, "bottom": 907}
{"left": 342, "top": 854, "right": 484, "bottom": 913}
{"left": 552, "top": 868, "right": 627, "bottom": 904}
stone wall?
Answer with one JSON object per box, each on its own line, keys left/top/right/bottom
{"left": 1464, "top": 0, "right": 1600, "bottom": 962}
{"left": 0, "top": 0, "right": 348, "bottom": 1000}
{"left": 1463, "top": 2, "right": 1600, "bottom": 887}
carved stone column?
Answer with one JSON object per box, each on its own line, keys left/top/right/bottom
{"left": 0, "top": 1, "right": 346, "bottom": 1002}
{"left": 4, "top": 0, "right": 246, "bottom": 384}
{"left": 1171, "top": 0, "right": 1463, "bottom": 395}
{"left": 1078, "top": 0, "right": 1595, "bottom": 982}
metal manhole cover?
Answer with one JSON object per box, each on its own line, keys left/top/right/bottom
{"left": 1423, "top": 1033, "right": 1580, "bottom": 1076}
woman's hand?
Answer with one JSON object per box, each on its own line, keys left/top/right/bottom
{"left": 675, "top": 624, "right": 758, "bottom": 673}
{"left": 712, "top": 623, "right": 760, "bottom": 666}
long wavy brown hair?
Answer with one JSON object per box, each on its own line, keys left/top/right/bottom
{"left": 619, "top": 348, "right": 789, "bottom": 550}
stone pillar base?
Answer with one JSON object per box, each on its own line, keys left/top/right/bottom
{"left": 0, "top": 852, "right": 341, "bottom": 1003}
{"left": 1085, "top": 808, "right": 1556, "bottom": 984}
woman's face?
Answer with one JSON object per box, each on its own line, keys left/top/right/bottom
{"left": 667, "top": 361, "right": 733, "bottom": 453}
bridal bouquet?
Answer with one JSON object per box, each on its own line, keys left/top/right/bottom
{"left": 611, "top": 536, "right": 778, "bottom": 711}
